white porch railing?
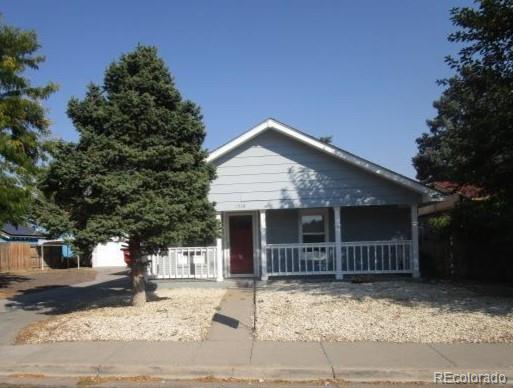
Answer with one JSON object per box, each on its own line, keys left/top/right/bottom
{"left": 266, "top": 240, "right": 412, "bottom": 276}
{"left": 266, "top": 243, "right": 337, "bottom": 276}
{"left": 147, "top": 246, "right": 217, "bottom": 279}
{"left": 147, "top": 240, "right": 413, "bottom": 279}
{"left": 341, "top": 240, "right": 412, "bottom": 274}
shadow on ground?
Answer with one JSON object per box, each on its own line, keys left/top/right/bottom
{"left": 4, "top": 270, "right": 133, "bottom": 315}
{"left": 0, "top": 273, "right": 31, "bottom": 289}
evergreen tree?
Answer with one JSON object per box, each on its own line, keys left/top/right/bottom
{"left": 0, "top": 19, "right": 57, "bottom": 224}
{"left": 413, "top": 0, "right": 513, "bottom": 203}
{"left": 41, "top": 46, "right": 217, "bottom": 305}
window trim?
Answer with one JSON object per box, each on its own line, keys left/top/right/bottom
{"left": 298, "top": 208, "right": 329, "bottom": 244}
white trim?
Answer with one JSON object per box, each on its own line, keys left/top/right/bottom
{"left": 222, "top": 212, "right": 229, "bottom": 278}
{"left": 334, "top": 206, "right": 343, "bottom": 280}
{"left": 298, "top": 208, "right": 329, "bottom": 244}
{"left": 259, "top": 210, "right": 268, "bottom": 281}
{"left": 410, "top": 204, "right": 420, "bottom": 278}
{"left": 207, "top": 119, "right": 438, "bottom": 200}
{"left": 215, "top": 213, "right": 224, "bottom": 282}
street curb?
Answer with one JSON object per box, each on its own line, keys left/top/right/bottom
{"left": 2, "top": 363, "right": 513, "bottom": 383}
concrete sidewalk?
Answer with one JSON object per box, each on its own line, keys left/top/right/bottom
{"left": 0, "top": 341, "right": 512, "bottom": 383}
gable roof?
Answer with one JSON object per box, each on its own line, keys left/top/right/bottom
{"left": 207, "top": 118, "right": 439, "bottom": 201}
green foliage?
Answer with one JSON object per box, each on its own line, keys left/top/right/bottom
{"left": 451, "top": 199, "right": 513, "bottom": 242}
{"left": 0, "top": 18, "right": 58, "bottom": 224}
{"left": 413, "top": 0, "right": 513, "bottom": 203}
{"left": 426, "top": 214, "right": 452, "bottom": 233}
{"left": 39, "top": 46, "right": 218, "bottom": 257}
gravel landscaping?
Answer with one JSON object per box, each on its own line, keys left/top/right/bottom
{"left": 256, "top": 280, "right": 513, "bottom": 343}
{"left": 17, "top": 288, "right": 226, "bottom": 343}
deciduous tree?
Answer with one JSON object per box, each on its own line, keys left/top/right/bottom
{"left": 0, "top": 19, "right": 57, "bottom": 224}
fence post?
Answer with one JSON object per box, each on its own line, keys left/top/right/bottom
{"left": 216, "top": 214, "right": 224, "bottom": 282}
{"left": 411, "top": 204, "right": 420, "bottom": 278}
{"left": 260, "top": 210, "right": 268, "bottom": 280}
{"left": 334, "top": 206, "right": 343, "bottom": 280}
{"left": 41, "top": 244, "right": 44, "bottom": 271}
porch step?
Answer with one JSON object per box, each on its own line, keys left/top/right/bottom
{"left": 150, "top": 278, "right": 257, "bottom": 290}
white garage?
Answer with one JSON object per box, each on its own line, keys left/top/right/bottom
{"left": 91, "top": 240, "right": 126, "bottom": 267}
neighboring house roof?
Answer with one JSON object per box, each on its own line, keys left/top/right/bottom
{"left": 419, "top": 194, "right": 460, "bottom": 216}
{"left": 419, "top": 181, "right": 485, "bottom": 217}
{"left": 207, "top": 118, "right": 440, "bottom": 201}
{"left": 1, "top": 223, "right": 45, "bottom": 238}
{"left": 431, "top": 181, "right": 484, "bottom": 199}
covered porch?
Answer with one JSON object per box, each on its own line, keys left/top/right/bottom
{"left": 147, "top": 204, "right": 420, "bottom": 281}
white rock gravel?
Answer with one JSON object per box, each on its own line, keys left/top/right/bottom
{"left": 18, "top": 288, "right": 226, "bottom": 343}
{"left": 256, "top": 280, "right": 513, "bottom": 343}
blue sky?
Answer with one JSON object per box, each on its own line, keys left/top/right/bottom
{"left": 3, "top": 0, "right": 471, "bottom": 178}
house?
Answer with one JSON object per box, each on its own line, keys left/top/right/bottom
{"left": 0, "top": 224, "right": 64, "bottom": 271}
{"left": 0, "top": 224, "right": 45, "bottom": 271}
{"left": 1, "top": 223, "right": 45, "bottom": 243}
{"left": 147, "top": 119, "right": 439, "bottom": 281}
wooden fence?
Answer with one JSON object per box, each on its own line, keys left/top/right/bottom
{"left": 0, "top": 243, "right": 39, "bottom": 272}
{"left": 419, "top": 224, "right": 513, "bottom": 282}
{"left": 0, "top": 243, "right": 63, "bottom": 272}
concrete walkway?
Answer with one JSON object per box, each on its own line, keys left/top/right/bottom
{"left": 1, "top": 274, "right": 513, "bottom": 383}
{"left": 207, "top": 289, "right": 254, "bottom": 342}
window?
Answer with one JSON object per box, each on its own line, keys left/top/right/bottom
{"left": 300, "top": 211, "right": 327, "bottom": 243}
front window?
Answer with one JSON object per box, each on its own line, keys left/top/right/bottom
{"left": 301, "top": 213, "right": 326, "bottom": 243}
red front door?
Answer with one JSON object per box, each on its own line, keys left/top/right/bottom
{"left": 229, "top": 215, "right": 254, "bottom": 275}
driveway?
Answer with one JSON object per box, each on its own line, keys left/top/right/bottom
{"left": 0, "top": 269, "right": 97, "bottom": 299}
{"left": 0, "top": 268, "right": 130, "bottom": 345}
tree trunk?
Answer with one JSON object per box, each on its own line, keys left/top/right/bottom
{"left": 129, "top": 239, "right": 147, "bottom": 306}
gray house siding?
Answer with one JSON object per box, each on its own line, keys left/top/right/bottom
{"left": 210, "top": 130, "right": 420, "bottom": 212}
{"left": 265, "top": 206, "right": 410, "bottom": 244}
{"left": 266, "top": 208, "right": 334, "bottom": 244}
{"left": 340, "top": 206, "right": 411, "bottom": 241}
{"left": 266, "top": 209, "right": 299, "bottom": 244}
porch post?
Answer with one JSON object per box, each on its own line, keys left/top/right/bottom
{"left": 410, "top": 204, "right": 420, "bottom": 278}
{"left": 259, "top": 210, "right": 268, "bottom": 281}
{"left": 334, "top": 207, "right": 343, "bottom": 280}
{"left": 216, "top": 213, "right": 224, "bottom": 282}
